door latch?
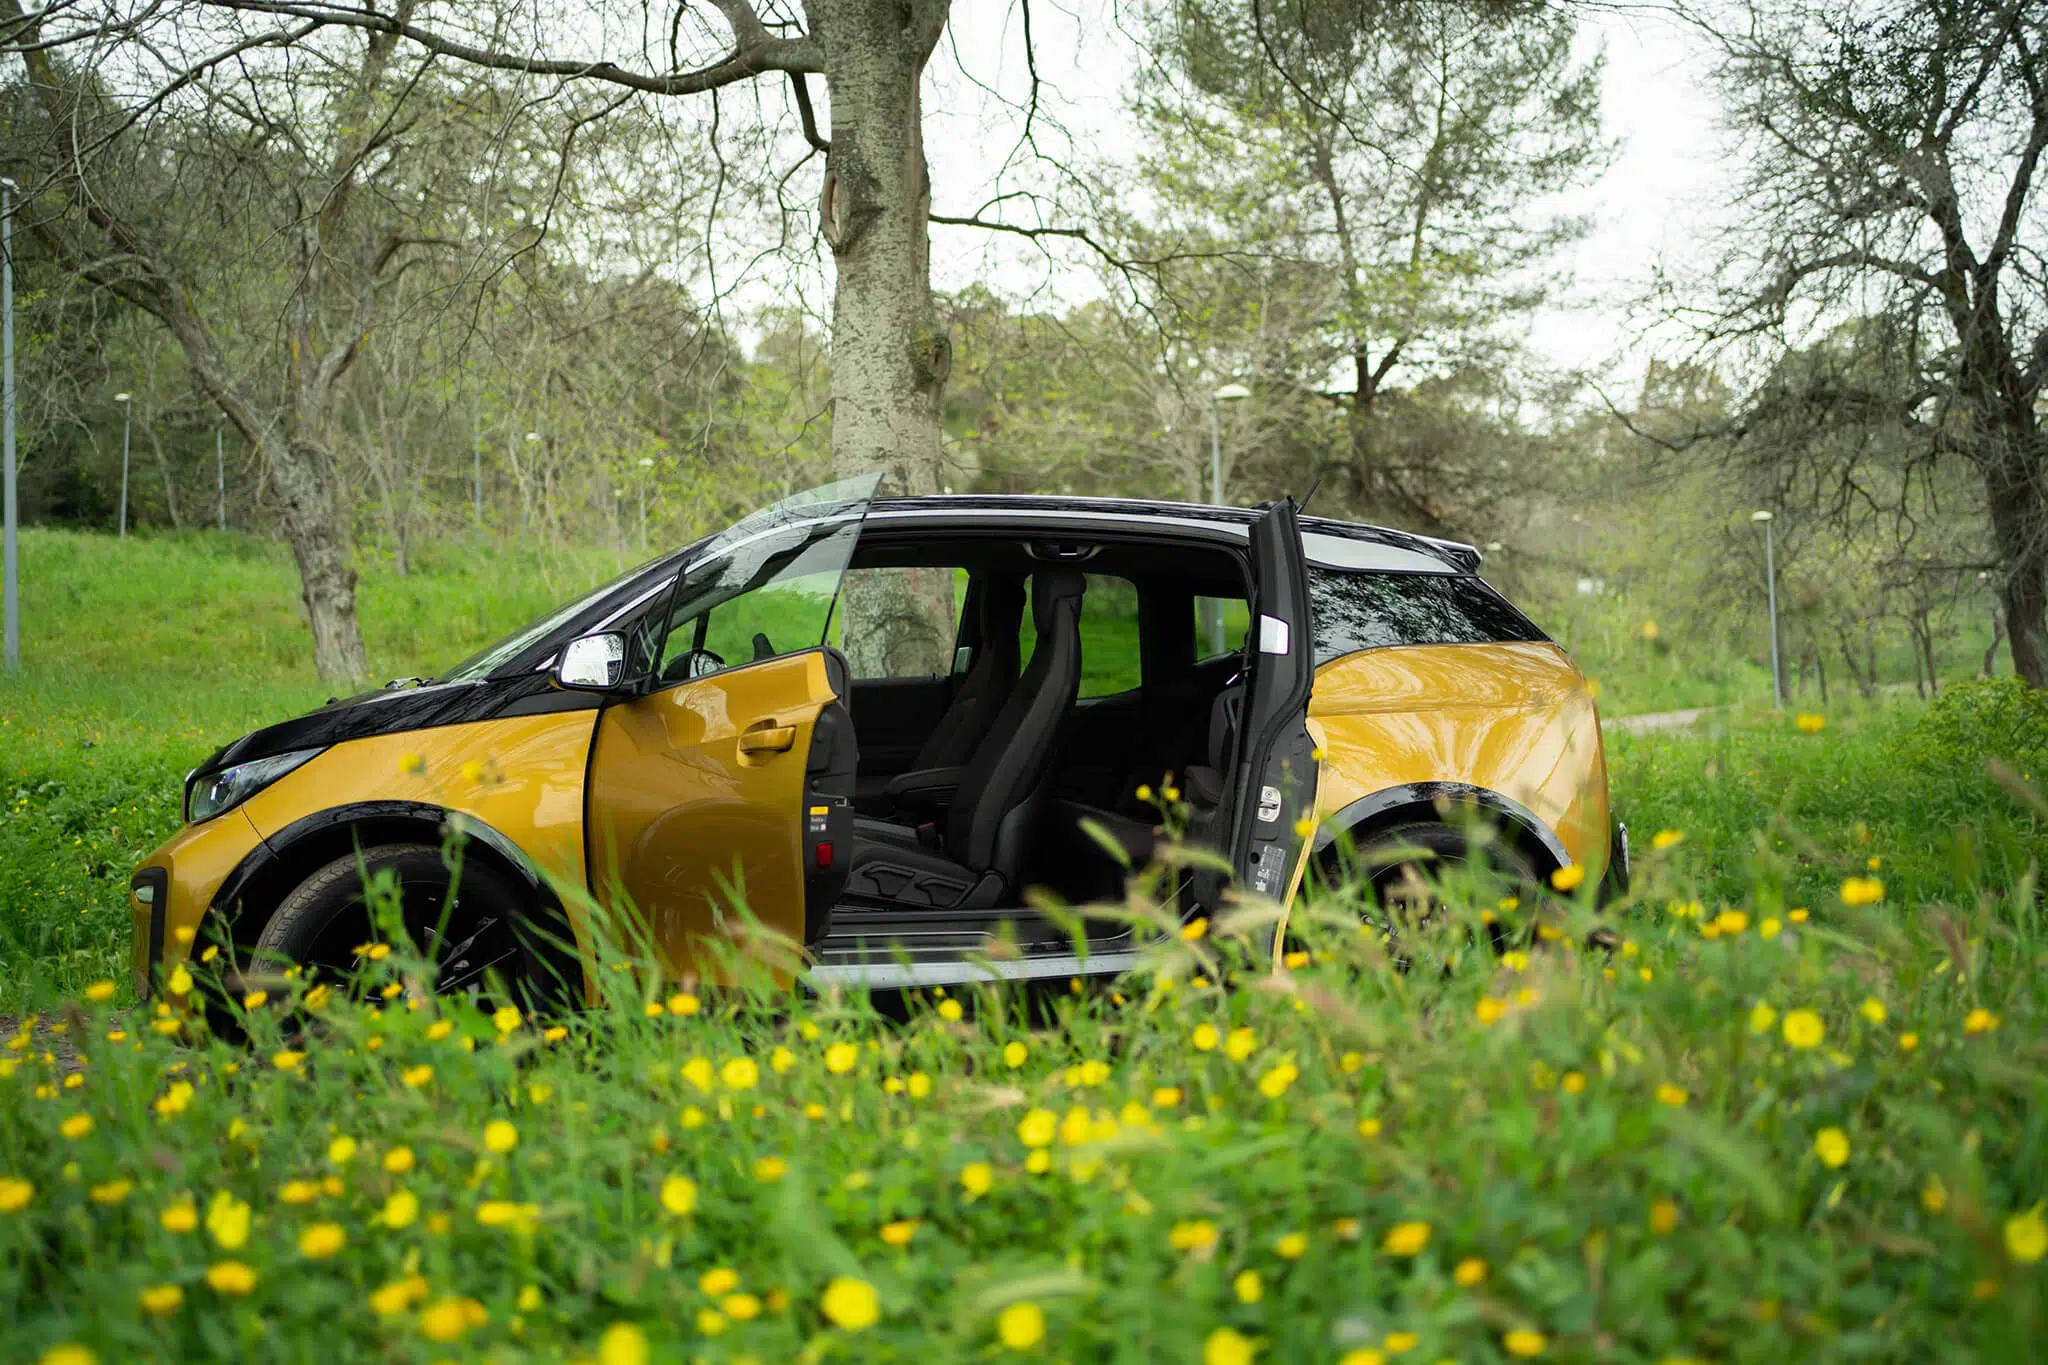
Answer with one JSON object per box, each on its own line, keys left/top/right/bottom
{"left": 739, "top": 722, "right": 797, "bottom": 754}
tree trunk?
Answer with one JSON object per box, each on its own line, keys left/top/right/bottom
{"left": 267, "top": 432, "right": 370, "bottom": 685}
{"left": 811, "top": 0, "right": 954, "bottom": 677}
{"left": 146, "top": 426, "right": 183, "bottom": 530}
{"left": 1984, "top": 444, "right": 2048, "bottom": 687}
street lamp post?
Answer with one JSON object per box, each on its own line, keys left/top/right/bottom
{"left": 471, "top": 398, "right": 482, "bottom": 526}
{"left": 215, "top": 428, "right": 225, "bottom": 531}
{"left": 3, "top": 176, "right": 18, "bottom": 673}
{"left": 1206, "top": 383, "right": 1251, "bottom": 655}
{"left": 1753, "top": 510, "right": 1783, "bottom": 708}
{"left": 115, "top": 391, "right": 133, "bottom": 539}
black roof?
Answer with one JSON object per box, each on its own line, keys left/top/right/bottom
{"left": 865, "top": 493, "right": 1482, "bottom": 572}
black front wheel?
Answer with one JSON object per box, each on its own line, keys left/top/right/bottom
{"left": 253, "top": 844, "right": 528, "bottom": 1002}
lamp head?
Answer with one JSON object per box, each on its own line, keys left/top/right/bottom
{"left": 524, "top": 431, "right": 540, "bottom": 442}
{"left": 1750, "top": 510, "right": 1773, "bottom": 523}
{"left": 638, "top": 457, "right": 655, "bottom": 467}
{"left": 1212, "top": 383, "right": 1251, "bottom": 403}
{"left": 114, "top": 392, "right": 131, "bottom": 403}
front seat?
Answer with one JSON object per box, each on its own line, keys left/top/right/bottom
{"left": 853, "top": 574, "right": 1027, "bottom": 814}
{"left": 841, "top": 569, "right": 1087, "bottom": 909}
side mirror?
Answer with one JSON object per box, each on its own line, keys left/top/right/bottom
{"left": 553, "top": 632, "right": 628, "bottom": 691}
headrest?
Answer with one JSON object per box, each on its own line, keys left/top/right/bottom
{"left": 1029, "top": 568, "right": 1086, "bottom": 624}
{"left": 981, "top": 575, "right": 1027, "bottom": 629}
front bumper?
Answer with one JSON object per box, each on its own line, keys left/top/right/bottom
{"left": 128, "top": 807, "right": 269, "bottom": 997}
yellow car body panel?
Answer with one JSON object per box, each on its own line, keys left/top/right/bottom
{"left": 128, "top": 808, "right": 267, "bottom": 996}
{"left": 584, "top": 650, "right": 834, "bottom": 987}
{"left": 144, "top": 711, "right": 598, "bottom": 981}
{"left": 1304, "top": 639, "right": 1610, "bottom": 877}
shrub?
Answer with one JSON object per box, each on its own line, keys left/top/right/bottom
{"left": 1892, "top": 676, "right": 2048, "bottom": 780}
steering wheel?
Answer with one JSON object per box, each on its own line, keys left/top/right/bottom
{"left": 661, "top": 647, "right": 724, "bottom": 682}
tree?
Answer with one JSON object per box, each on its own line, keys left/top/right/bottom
{"left": 1132, "top": 0, "right": 1602, "bottom": 534}
{"left": 3, "top": 1, "right": 705, "bottom": 681}
{"left": 6, "top": 0, "right": 1062, "bottom": 678}
{"left": 1685, "top": 0, "right": 2048, "bottom": 685}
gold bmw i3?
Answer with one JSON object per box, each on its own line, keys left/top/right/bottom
{"left": 130, "top": 477, "right": 1621, "bottom": 1002}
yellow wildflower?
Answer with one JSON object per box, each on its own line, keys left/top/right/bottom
{"left": 1381, "top": 1220, "right": 1430, "bottom": 1256}
{"left": 1782, "top": 1010, "right": 1825, "bottom": 1049}
{"left": 997, "top": 1300, "right": 1046, "bottom": 1350}
{"left": 598, "top": 1322, "right": 649, "bottom": 1365}
{"left": 1550, "top": 864, "right": 1585, "bottom": 892}
{"left": 1017, "top": 1108, "right": 1058, "bottom": 1148}
{"left": 820, "top": 1276, "right": 880, "bottom": 1331}
{"left": 205, "top": 1191, "right": 250, "bottom": 1250}
{"left": 299, "top": 1221, "right": 346, "bottom": 1258}
{"left": 661, "top": 1175, "right": 697, "bottom": 1215}
{"left": 205, "top": 1261, "right": 257, "bottom": 1295}
{"left": 1455, "top": 1256, "right": 1487, "bottom": 1285}
{"left": 825, "top": 1042, "right": 859, "bottom": 1074}
{"left": 1204, "top": 1327, "right": 1255, "bottom": 1365}
{"left": 2007, "top": 1206, "right": 2047, "bottom": 1263}
{"left": 139, "top": 1283, "right": 184, "bottom": 1315}
{"left": 1965, "top": 1008, "right": 2000, "bottom": 1035}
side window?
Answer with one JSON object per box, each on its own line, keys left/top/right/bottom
{"left": 1015, "top": 573, "right": 1143, "bottom": 697}
{"left": 832, "top": 567, "right": 967, "bottom": 679}
{"left": 1193, "top": 596, "right": 1252, "bottom": 662}
{"left": 653, "top": 522, "right": 856, "bottom": 684}
{"left": 1307, "top": 569, "right": 1547, "bottom": 665}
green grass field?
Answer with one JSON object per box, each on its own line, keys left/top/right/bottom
{"left": 2, "top": 528, "right": 2044, "bottom": 1362}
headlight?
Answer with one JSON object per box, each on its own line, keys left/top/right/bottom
{"left": 185, "top": 748, "right": 325, "bottom": 823}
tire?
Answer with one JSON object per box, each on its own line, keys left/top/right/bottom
{"left": 253, "top": 843, "right": 531, "bottom": 1003}
{"left": 1334, "top": 821, "right": 1540, "bottom": 957}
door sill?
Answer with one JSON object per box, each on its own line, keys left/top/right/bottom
{"left": 809, "top": 908, "right": 1136, "bottom": 989}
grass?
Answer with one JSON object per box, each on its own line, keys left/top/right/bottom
{"left": 2, "top": 527, "right": 2045, "bottom": 1360}
{"left": 1, "top": 812, "right": 2042, "bottom": 1362}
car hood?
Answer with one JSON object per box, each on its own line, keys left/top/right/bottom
{"left": 197, "top": 671, "right": 595, "bottom": 776}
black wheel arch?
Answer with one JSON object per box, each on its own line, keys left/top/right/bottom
{"left": 1310, "top": 782, "right": 1571, "bottom": 882}
{"left": 207, "top": 801, "right": 584, "bottom": 995}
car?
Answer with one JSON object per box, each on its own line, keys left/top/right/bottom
{"left": 129, "top": 477, "right": 1620, "bottom": 1004}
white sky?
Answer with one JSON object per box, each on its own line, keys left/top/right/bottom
{"left": 918, "top": 1, "right": 1734, "bottom": 384}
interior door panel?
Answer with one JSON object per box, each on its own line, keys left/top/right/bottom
{"left": 585, "top": 649, "right": 838, "bottom": 985}
{"left": 1231, "top": 501, "right": 1321, "bottom": 905}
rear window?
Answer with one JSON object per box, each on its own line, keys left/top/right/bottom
{"left": 1309, "top": 569, "right": 1545, "bottom": 665}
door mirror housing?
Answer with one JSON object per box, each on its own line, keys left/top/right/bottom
{"left": 554, "top": 633, "right": 628, "bottom": 691}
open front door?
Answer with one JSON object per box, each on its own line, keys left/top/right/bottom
{"left": 585, "top": 477, "right": 875, "bottom": 985}
{"left": 1229, "top": 499, "right": 1320, "bottom": 903}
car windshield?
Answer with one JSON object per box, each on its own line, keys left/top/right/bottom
{"left": 436, "top": 558, "right": 672, "bottom": 684}
{"left": 434, "top": 474, "right": 880, "bottom": 685}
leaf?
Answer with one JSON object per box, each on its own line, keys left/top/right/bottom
{"left": 1654, "top": 1107, "right": 1787, "bottom": 1221}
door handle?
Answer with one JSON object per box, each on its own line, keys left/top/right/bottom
{"left": 739, "top": 722, "right": 797, "bottom": 755}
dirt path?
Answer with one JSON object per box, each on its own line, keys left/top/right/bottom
{"left": 1607, "top": 707, "right": 1716, "bottom": 735}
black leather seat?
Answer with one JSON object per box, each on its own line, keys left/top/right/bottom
{"left": 842, "top": 569, "right": 1087, "bottom": 908}
{"left": 851, "top": 574, "right": 1026, "bottom": 826}
{"left": 1042, "top": 673, "right": 1244, "bottom": 897}
{"left": 915, "top": 574, "right": 1026, "bottom": 771}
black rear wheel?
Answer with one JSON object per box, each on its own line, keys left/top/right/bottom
{"left": 1333, "top": 822, "right": 1539, "bottom": 960}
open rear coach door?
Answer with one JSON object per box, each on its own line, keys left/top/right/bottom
{"left": 584, "top": 477, "right": 876, "bottom": 987}
{"left": 1229, "top": 499, "right": 1320, "bottom": 905}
